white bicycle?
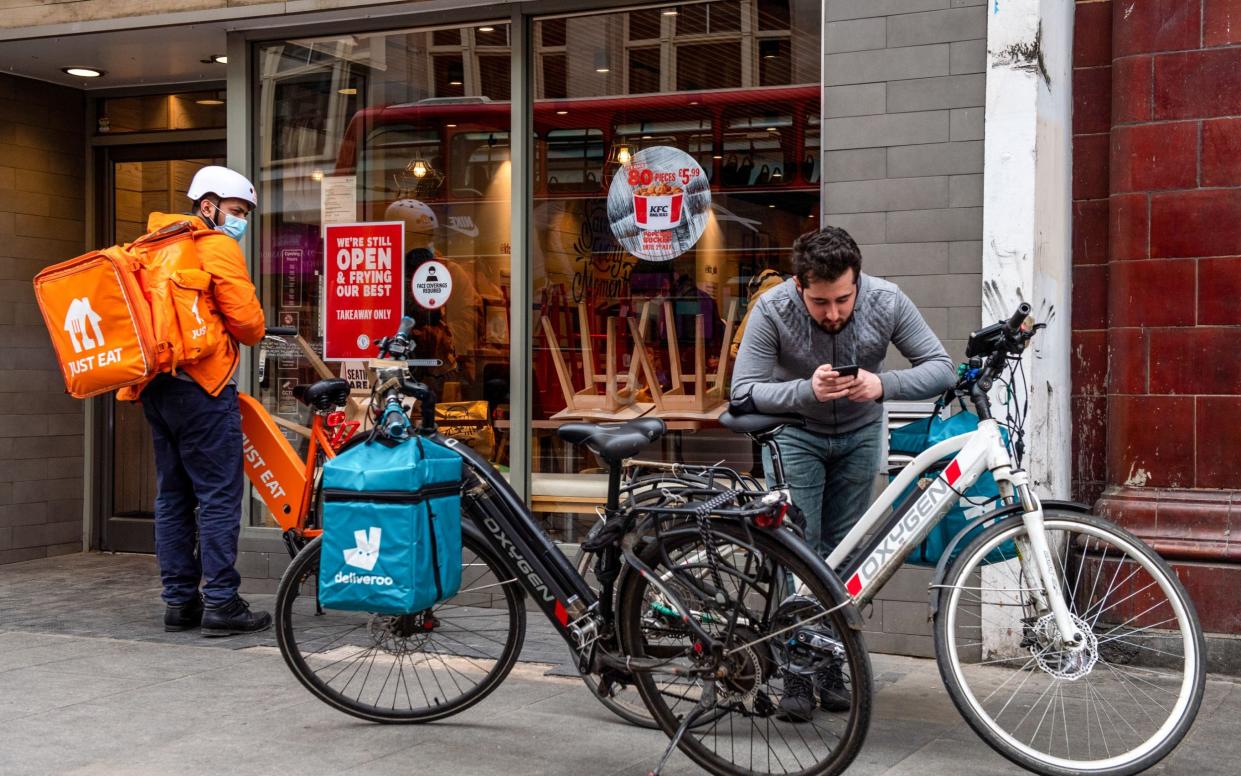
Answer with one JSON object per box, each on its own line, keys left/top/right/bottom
{"left": 586, "top": 302, "right": 1206, "bottom": 776}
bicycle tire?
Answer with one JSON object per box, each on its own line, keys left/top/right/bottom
{"left": 935, "top": 510, "right": 1205, "bottom": 775}
{"left": 618, "top": 521, "right": 872, "bottom": 776}
{"left": 574, "top": 477, "right": 714, "bottom": 730}
{"left": 275, "top": 527, "right": 526, "bottom": 723}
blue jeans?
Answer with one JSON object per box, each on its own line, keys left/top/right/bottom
{"left": 763, "top": 421, "right": 883, "bottom": 558}
{"left": 141, "top": 375, "right": 244, "bottom": 607}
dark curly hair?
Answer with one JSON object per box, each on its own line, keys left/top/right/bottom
{"left": 792, "top": 226, "right": 862, "bottom": 286}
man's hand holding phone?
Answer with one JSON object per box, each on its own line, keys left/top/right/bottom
{"left": 812, "top": 363, "right": 884, "bottom": 403}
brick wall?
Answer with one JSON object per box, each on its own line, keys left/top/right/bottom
{"left": 823, "top": 0, "right": 988, "bottom": 657}
{"left": 824, "top": 0, "right": 987, "bottom": 372}
{"left": 1070, "top": 0, "right": 1111, "bottom": 506}
{"left": 0, "top": 74, "right": 88, "bottom": 566}
{"left": 1075, "top": 0, "right": 1241, "bottom": 643}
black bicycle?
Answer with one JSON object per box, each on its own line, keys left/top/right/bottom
{"left": 274, "top": 320, "right": 874, "bottom": 776}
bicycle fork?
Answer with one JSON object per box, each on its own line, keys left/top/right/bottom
{"left": 1012, "top": 476, "right": 1086, "bottom": 650}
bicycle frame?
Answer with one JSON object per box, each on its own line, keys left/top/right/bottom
{"left": 238, "top": 392, "right": 339, "bottom": 536}
{"left": 821, "top": 415, "right": 1086, "bottom": 648}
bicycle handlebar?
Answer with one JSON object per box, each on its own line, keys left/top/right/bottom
{"left": 1004, "top": 303, "right": 1031, "bottom": 338}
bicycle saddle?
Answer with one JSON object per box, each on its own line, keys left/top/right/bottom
{"left": 718, "top": 410, "right": 805, "bottom": 436}
{"left": 294, "top": 378, "right": 351, "bottom": 411}
{"left": 557, "top": 418, "right": 666, "bottom": 465}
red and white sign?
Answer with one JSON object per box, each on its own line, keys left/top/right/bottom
{"left": 324, "top": 221, "right": 404, "bottom": 360}
{"left": 411, "top": 259, "right": 453, "bottom": 310}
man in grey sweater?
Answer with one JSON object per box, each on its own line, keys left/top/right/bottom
{"left": 732, "top": 226, "right": 956, "bottom": 560}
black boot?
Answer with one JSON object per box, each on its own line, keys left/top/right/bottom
{"left": 816, "top": 660, "right": 851, "bottom": 712}
{"left": 777, "top": 669, "right": 816, "bottom": 722}
{"left": 201, "top": 596, "right": 272, "bottom": 637}
{"left": 164, "top": 597, "right": 203, "bottom": 632}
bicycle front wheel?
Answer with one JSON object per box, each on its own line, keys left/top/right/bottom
{"left": 618, "top": 520, "right": 871, "bottom": 776}
{"left": 275, "top": 528, "right": 526, "bottom": 723}
{"left": 935, "top": 510, "right": 1205, "bottom": 775}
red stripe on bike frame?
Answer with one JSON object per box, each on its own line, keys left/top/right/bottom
{"left": 846, "top": 574, "right": 862, "bottom": 598}
{"left": 945, "top": 459, "right": 962, "bottom": 486}
{"left": 554, "top": 600, "right": 569, "bottom": 626}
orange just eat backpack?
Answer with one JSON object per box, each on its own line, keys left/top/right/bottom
{"left": 34, "top": 220, "right": 227, "bottom": 398}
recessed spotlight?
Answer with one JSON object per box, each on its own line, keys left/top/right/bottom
{"left": 556, "top": 110, "right": 568, "bottom": 115}
{"left": 63, "top": 67, "right": 103, "bottom": 78}
{"left": 478, "top": 26, "right": 495, "bottom": 32}
{"left": 338, "top": 87, "right": 357, "bottom": 95}
{"left": 211, "top": 55, "right": 228, "bottom": 65}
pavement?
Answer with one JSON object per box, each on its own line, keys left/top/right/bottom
{"left": 1, "top": 552, "right": 1238, "bottom": 776}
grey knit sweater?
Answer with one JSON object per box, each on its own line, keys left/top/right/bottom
{"left": 730, "top": 274, "right": 957, "bottom": 435}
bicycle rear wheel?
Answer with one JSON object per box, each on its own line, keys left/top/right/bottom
{"left": 275, "top": 527, "right": 526, "bottom": 723}
{"left": 618, "top": 520, "right": 871, "bottom": 776}
{"left": 935, "top": 510, "right": 1205, "bottom": 775}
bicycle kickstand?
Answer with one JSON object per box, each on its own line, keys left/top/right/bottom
{"left": 648, "top": 687, "right": 714, "bottom": 776}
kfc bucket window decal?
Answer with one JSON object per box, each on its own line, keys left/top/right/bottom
{"left": 607, "top": 146, "right": 710, "bottom": 262}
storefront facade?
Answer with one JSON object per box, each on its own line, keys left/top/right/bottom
{"left": 19, "top": 1, "right": 1241, "bottom": 664}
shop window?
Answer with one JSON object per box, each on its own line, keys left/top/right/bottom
{"left": 544, "top": 129, "right": 605, "bottom": 192}
{"left": 434, "top": 55, "right": 466, "bottom": 98}
{"left": 530, "top": 2, "right": 819, "bottom": 542}
{"left": 757, "top": 0, "right": 791, "bottom": 31}
{"left": 450, "top": 132, "right": 511, "bottom": 196}
{"left": 541, "top": 18, "right": 567, "bottom": 47}
{"left": 759, "top": 39, "right": 791, "bottom": 86}
{"left": 255, "top": 27, "right": 513, "bottom": 530}
{"left": 628, "top": 47, "right": 661, "bottom": 94}
{"left": 97, "top": 92, "right": 227, "bottom": 134}
{"left": 628, "top": 8, "right": 663, "bottom": 41}
{"left": 677, "top": 42, "right": 742, "bottom": 90}
{"left": 541, "top": 54, "right": 568, "bottom": 99}
{"left": 479, "top": 55, "right": 511, "bottom": 101}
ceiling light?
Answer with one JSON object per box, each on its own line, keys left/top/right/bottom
{"left": 211, "top": 55, "right": 228, "bottom": 65}
{"left": 556, "top": 110, "right": 568, "bottom": 115}
{"left": 449, "top": 80, "right": 463, "bottom": 86}
{"left": 616, "top": 147, "right": 632, "bottom": 165}
{"left": 595, "top": 67, "right": 610, "bottom": 73}
{"left": 412, "top": 160, "right": 429, "bottom": 178}
{"left": 311, "top": 170, "right": 324, "bottom": 182}
{"left": 641, "top": 134, "right": 652, "bottom": 140}
{"left": 479, "top": 26, "right": 495, "bottom": 32}
{"left": 195, "top": 97, "right": 224, "bottom": 106}
{"left": 766, "top": 127, "right": 778, "bottom": 132}
{"left": 768, "top": 204, "right": 775, "bottom": 208}
{"left": 712, "top": 154, "right": 722, "bottom": 159}
{"left": 338, "top": 87, "right": 357, "bottom": 95}
{"left": 63, "top": 67, "right": 103, "bottom": 78}
{"left": 662, "top": 8, "right": 678, "bottom": 15}
{"left": 446, "top": 123, "right": 458, "bottom": 127}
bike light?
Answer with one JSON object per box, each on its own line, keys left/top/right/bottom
{"left": 753, "top": 503, "right": 787, "bottom": 530}
{"left": 326, "top": 411, "right": 346, "bottom": 427}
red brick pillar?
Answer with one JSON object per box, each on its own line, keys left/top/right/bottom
{"left": 1081, "top": 0, "right": 1241, "bottom": 637}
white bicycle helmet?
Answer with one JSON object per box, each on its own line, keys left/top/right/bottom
{"left": 384, "top": 198, "right": 437, "bottom": 249}
{"left": 186, "top": 165, "right": 258, "bottom": 209}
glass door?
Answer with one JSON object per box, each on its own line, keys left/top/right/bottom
{"left": 99, "top": 142, "right": 225, "bottom": 553}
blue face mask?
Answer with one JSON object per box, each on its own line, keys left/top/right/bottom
{"left": 218, "top": 212, "right": 248, "bottom": 241}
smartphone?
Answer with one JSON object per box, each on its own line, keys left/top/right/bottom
{"left": 832, "top": 364, "right": 860, "bottom": 379}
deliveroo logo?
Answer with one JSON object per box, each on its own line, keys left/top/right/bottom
{"left": 344, "top": 527, "right": 382, "bottom": 571}
{"left": 63, "top": 297, "right": 105, "bottom": 353}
